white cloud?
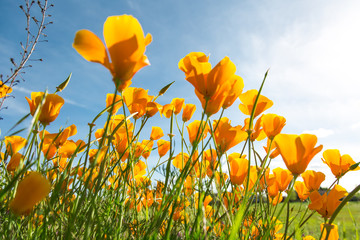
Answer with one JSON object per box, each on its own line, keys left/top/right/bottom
{"left": 302, "top": 128, "right": 334, "bottom": 138}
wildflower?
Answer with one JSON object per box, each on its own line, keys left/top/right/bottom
{"left": 203, "top": 149, "right": 218, "bottom": 177}
{"left": 213, "top": 117, "right": 247, "bottom": 155}
{"left": 195, "top": 86, "right": 231, "bottom": 115}
{"left": 106, "top": 93, "right": 123, "bottom": 115}
{"left": 10, "top": 172, "right": 51, "bottom": 215}
{"left": 182, "top": 103, "right": 196, "bottom": 122}
{"left": 179, "top": 53, "right": 241, "bottom": 115}
{"left": 0, "top": 81, "right": 12, "bottom": 98}
{"left": 39, "top": 125, "right": 78, "bottom": 159}
{"left": 239, "top": 89, "right": 273, "bottom": 118}
{"left": 89, "top": 146, "right": 109, "bottom": 165}
{"left": 133, "top": 160, "right": 147, "bottom": 177}
{"left": 7, "top": 152, "right": 24, "bottom": 172}
{"left": 273, "top": 167, "right": 293, "bottom": 192}
{"left": 157, "top": 139, "right": 170, "bottom": 157}
{"left": 274, "top": 134, "right": 323, "bottom": 175}
{"left": 58, "top": 139, "right": 86, "bottom": 159}
{"left": 308, "top": 184, "right": 347, "bottom": 218}
{"left": 244, "top": 166, "right": 259, "bottom": 190}
{"left": 73, "top": 15, "right": 152, "bottom": 91}
{"left": 52, "top": 157, "right": 69, "bottom": 172}
{"left": 145, "top": 101, "right": 161, "bottom": 118}
{"left": 186, "top": 120, "right": 209, "bottom": 145}
{"left": 301, "top": 170, "right": 325, "bottom": 192}
{"left": 40, "top": 124, "right": 77, "bottom": 148}
{"left": 108, "top": 114, "right": 134, "bottom": 134}
{"left": 229, "top": 155, "right": 248, "bottom": 185}
{"left": 267, "top": 176, "right": 280, "bottom": 198}
{"left": 214, "top": 172, "right": 228, "bottom": 187}
{"left": 303, "top": 236, "right": 316, "bottom": 240}
{"left": 134, "top": 140, "right": 153, "bottom": 159}
{"left": 322, "top": 149, "right": 360, "bottom": 178}
{"left": 162, "top": 103, "right": 175, "bottom": 118}
{"left": 222, "top": 75, "right": 244, "bottom": 109}
{"left": 261, "top": 113, "right": 286, "bottom": 140}
{"left": 4, "top": 136, "right": 27, "bottom": 156}
{"left": 173, "top": 152, "right": 190, "bottom": 171}
{"left": 183, "top": 175, "right": 195, "bottom": 196}
{"left": 123, "top": 87, "right": 153, "bottom": 119}
{"left": 263, "top": 138, "right": 280, "bottom": 159}
{"left": 26, "top": 92, "right": 64, "bottom": 125}
{"left": 320, "top": 223, "right": 339, "bottom": 240}
{"left": 243, "top": 116, "right": 266, "bottom": 141}
{"left": 294, "top": 181, "right": 310, "bottom": 201}
{"left": 112, "top": 131, "right": 130, "bottom": 161}
{"left": 269, "top": 192, "right": 283, "bottom": 206}
{"left": 150, "top": 126, "right": 164, "bottom": 140}
{"left": 170, "top": 98, "right": 185, "bottom": 115}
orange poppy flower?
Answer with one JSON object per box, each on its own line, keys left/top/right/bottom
{"left": 322, "top": 149, "right": 360, "bottom": 178}
{"left": 150, "top": 126, "right": 164, "bottom": 140}
{"left": 303, "top": 236, "right": 316, "bottom": 240}
{"left": 145, "top": 101, "right": 161, "bottom": 118}
{"left": 161, "top": 103, "right": 175, "bottom": 118}
{"left": 112, "top": 131, "right": 130, "bottom": 161}
{"left": 107, "top": 114, "right": 134, "bottom": 135}
{"left": 269, "top": 192, "right": 283, "bottom": 206}
{"left": 213, "top": 117, "right": 247, "bottom": 154}
{"left": 294, "top": 181, "right": 310, "bottom": 201}
{"left": 133, "top": 160, "right": 147, "bottom": 177}
{"left": 222, "top": 75, "right": 244, "bottom": 109}
{"left": 122, "top": 87, "right": 153, "bottom": 119}
{"left": 0, "top": 81, "right": 12, "bottom": 98}
{"left": 308, "top": 184, "right": 347, "bottom": 218}
{"left": 184, "top": 175, "right": 196, "bottom": 196}
{"left": 274, "top": 134, "right": 323, "bottom": 175}
{"left": 182, "top": 103, "right": 196, "bottom": 122}
{"left": 40, "top": 124, "right": 77, "bottom": 148}
{"left": 244, "top": 166, "right": 259, "bottom": 190}
{"left": 58, "top": 139, "right": 86, "bottom": 159}
{"left": 26, "top": 92, "right": 64, "bottom": 125}
{"left": 10, "top": 172, "right": 51, "bottom": 215}
{"left": 267, "top": 176, "right": 280, "bottom": 198}
{"left": 194, "top": 85, "right": 231, "bottom": 116}
{"left": 179, "top": 53, "right": 241, "bottom": 115}
{"left": 73, "top": 15, "right": 152, "bottom": 91}
{"left": 203, "top": 149, "right": 218, "bottom": 177}
{"left": 157, "top": 139, "right": 170, "bottom": 157}
{"left": 229, "top": 156, "right": 248, "bottom": 185}
{"left": 261, "top": 113, "right": 286, "bottom": 140}
{"left": 320, "top": 223, "right": 339, "bottom": 240}
{"left": 273, "top": 167, "right": 293, "bottom": 192}
{"left": 4, "top": 136, "right": 27, "bottom": 156}
{"left": 186, "top": 120, "right": 209, "bottom": 145}
{"left": 301, "top": 170, "right": 325, "bottom": 192}
{"left": 170, "top": 98, "right": 184, "bottom": 115}
{"left": 106, "top": 93, "right": 123, "bottom": 115}
{"left": 172, "top": 152, "right": 190, "bottom": 171}
{"left": 239, "top": 89, "right": 273, "bottom": 118}
{"left": 263, "top": 138, "right": 280, "bottom": 159}
{"left": 136, "top": 139, "right": 153, "bottom": 159}
{"left": 243, "top": 116, "right": 267, "bottom": 141}
{"left": 89, "top": 146, "right": 109, "bottom": 165}
{"left": 178, "top": 52, "right": 209, "bottom": 77}
{"left": 7, "top": 152, "right": 24, "bottom": 172}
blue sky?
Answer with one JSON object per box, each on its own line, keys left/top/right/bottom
{"left": 1, "top": 0, "right": 360, "bottom": 190}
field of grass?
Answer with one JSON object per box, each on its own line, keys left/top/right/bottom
{"left": 277, "top": 201, "right": 360, "bottom": 239}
